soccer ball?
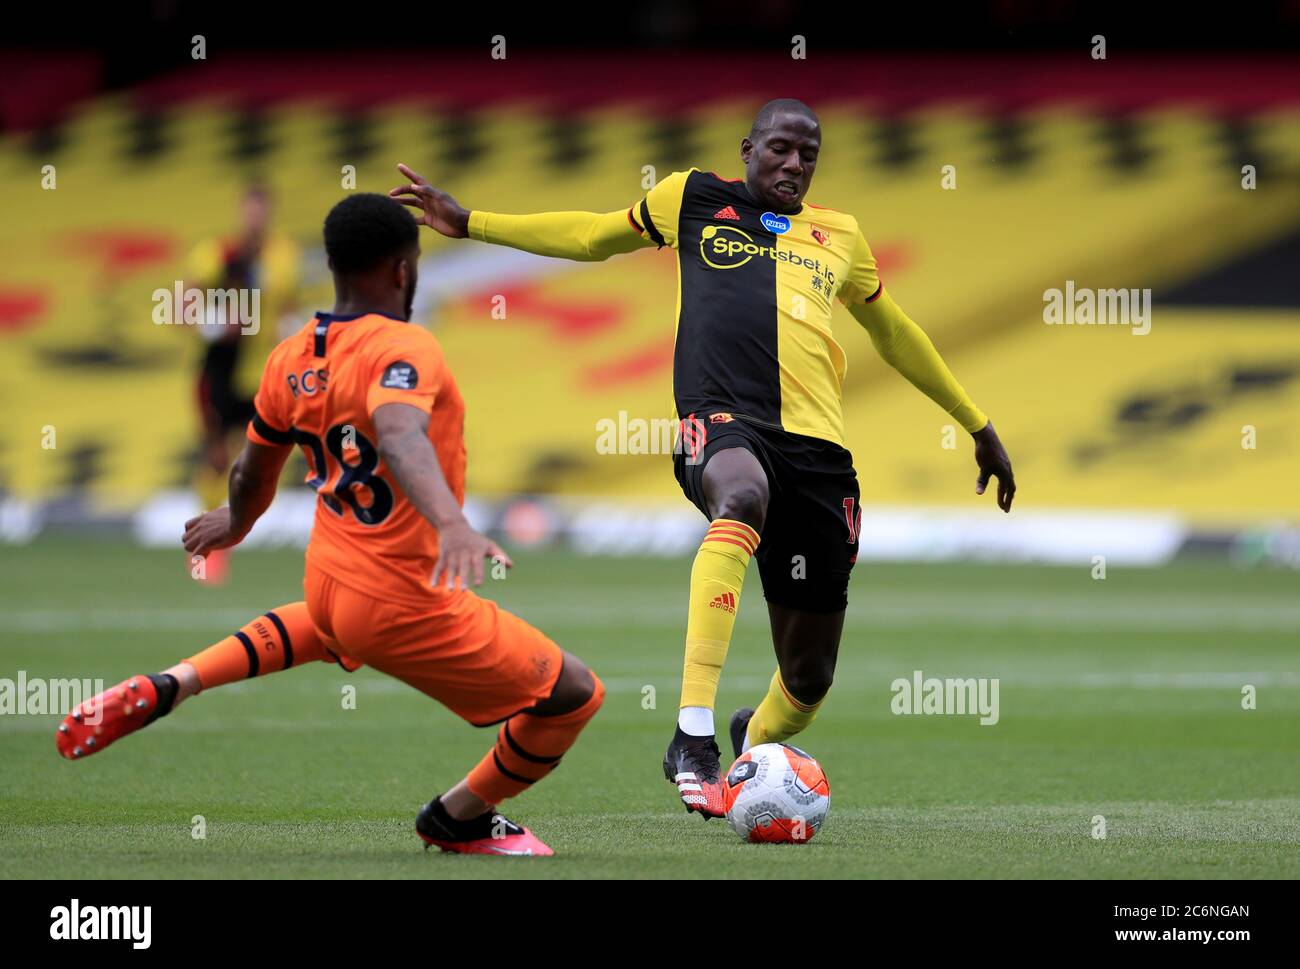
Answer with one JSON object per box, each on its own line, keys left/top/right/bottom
{"left": 722, "top": 742, "right": 830, "bottom": 844}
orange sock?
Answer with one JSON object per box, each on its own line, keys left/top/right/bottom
{"left": 466, "top": 672, "right": 605, "bottom": 804}
{"left": 184, "top": 602, "right": 328, "bottom": 689}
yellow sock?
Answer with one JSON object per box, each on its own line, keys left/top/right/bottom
{"left": 196, "top": 465, "right": 227, "bottom": 510}
{"left": 679, "top": 519, "right": 759, "bottom": 711}
{"left": 746, "top": 669, "right": 823, "bottom": 748}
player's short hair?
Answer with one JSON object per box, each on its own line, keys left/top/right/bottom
{"left": 323, "top": 193, "right": 419, "bottom": 274}
{"left": 750, "top": 98, "right": 819, "bottom": 140}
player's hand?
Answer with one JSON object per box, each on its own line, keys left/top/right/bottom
{"left": 182, "top": 507, "right": 245, "bottom": 557}
{"left": 389, "top": 164, "right": 470, "bottom": 238}
{"left": 972, "top": 421, "right": 1016, "bottom": 513}
{"left": 431, "top": 519, "right": 513, "bottom": 591}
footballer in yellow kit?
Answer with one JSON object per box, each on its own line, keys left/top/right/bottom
{"left": 390, "top": 97, "right": 1016, "bottom": 819}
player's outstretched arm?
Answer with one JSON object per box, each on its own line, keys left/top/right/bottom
{"left": 850, "top": 290, "right": 1016, "bottom": 512}
{"left": 388, "top": 163, "right": 649, "bottom": 262}
{"left": 183, "top": 440, "right": 291, "bottom": 555}
{"left": 373, "top": 401, "right": 513, "bottom": 590}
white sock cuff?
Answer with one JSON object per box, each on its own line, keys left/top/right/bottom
{"left": 678, "top": 706, "right": 715, "bottom": 737}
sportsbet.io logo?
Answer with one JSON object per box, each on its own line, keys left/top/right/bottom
{"left": 699, "top": 224, "right": 758, "bottom": 269}
{"left": 698, "top": 225, "right": 835, "bottom": 287}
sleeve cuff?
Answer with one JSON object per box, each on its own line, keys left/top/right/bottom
{"left": 248, "top": 411, "right": 294, "bottom": 446}
{"left": 467, "top": 210, "right": 489, "bottom": 242}
{"left": 951, "top": 402, "right": 989, "bottom": 434}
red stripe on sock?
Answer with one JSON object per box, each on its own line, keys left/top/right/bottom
{"left": 706, "top": 526, "right": 758, "bottom": 551}
{"left": 703, "top": 536, "right": 756, "bottom": 555}
{"left": 709, "top": 521, "right": 759, "bottom": 542}
{"left": 708, "top": 523, "right": 759, "bottom": 548}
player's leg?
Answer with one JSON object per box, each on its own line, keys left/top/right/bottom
{"left": 416, "top": 619, "right": 608, "bottom": 853}
{"left": 194, "top": 361, "right": 228, "bottom": 512}
{"left": 312, "top": 569, "right": 603, "bottom": 856}
{"left": 423, "top": 649, "right": 604, "bottom": 854}
{"left": 665, "top": 438, "right": 769, "bottom": 817}
{"left": 55, "top": 602, "right": 334, "bottom": 760}
{"left": 191, "top": 349, "right": 246, "bottom": 586}
{"left": 732, "top": 604, "right": 844, "bottom": 757}
{"left": 730, "top": 454, "right": 860, "bottom": 758}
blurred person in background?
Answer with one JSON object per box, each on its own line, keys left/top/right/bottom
{"left": 187, "top": 183, "right": 301, "bottom": 582}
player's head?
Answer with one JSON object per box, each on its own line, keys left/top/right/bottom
{"left": 240, "top": 182, "right": 272, "bottom": 240}
{"left": 741, "top": 99, "right": 820, "bottom": 214}
{"left": 324, "top": 193, "right": 421, "bottom": 321}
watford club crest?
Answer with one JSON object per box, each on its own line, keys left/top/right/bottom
{"left": 810, "top": 224, "right": 831, "bottom": 247}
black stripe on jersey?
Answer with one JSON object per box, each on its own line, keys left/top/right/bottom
{"left": 234, "top": 630, "right": 259, "bottom": 678}
{"left": 313, "top": 316, "right": 332, "bottom": 356}
{"left": 639, "top": 198, "right": 666, "bottom": 248}
{"left": 264, "top": 610, "right": 293, "bottom": 670}
{"left": 252, "top": 411, "right": 294, "bottom": 445}
{"left": 864, "top": 281, "right": 884, "bottom": 303}
{"left": 673, "top": 170, "right": 781, "bottom": 425}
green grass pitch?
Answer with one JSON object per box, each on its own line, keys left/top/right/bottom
{"left": 1, "top": 538, "right": 1297, "bottom": 879}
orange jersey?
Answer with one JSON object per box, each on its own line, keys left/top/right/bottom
{"left": 247, "top": 311, "right": 467, "bottom": 605}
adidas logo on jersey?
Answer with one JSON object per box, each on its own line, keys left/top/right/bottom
{"left": 712, "top": 206, "right": 740, "bottom": 221}
{"left": 709, "top": 592, "right": 737, "bottom": 614}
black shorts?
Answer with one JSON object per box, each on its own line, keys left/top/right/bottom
{"left": 673, "top": 411, "right": 862, "bottom": 613}
{"left": 198, "top": 342, "right": 255, "bottom": 433}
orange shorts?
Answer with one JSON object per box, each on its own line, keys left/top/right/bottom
{"left": 304, "top": 563, "right": 564, "bottom": 726}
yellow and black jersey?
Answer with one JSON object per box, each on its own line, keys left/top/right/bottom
{"left": 468, "top": 170, "right": 986, "bottom": 447}
{"left": 630, "top": 168, "right": 887, "bottom": 444}
{"left": 187, "top": 232, "right": 301, "bottom": 400}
